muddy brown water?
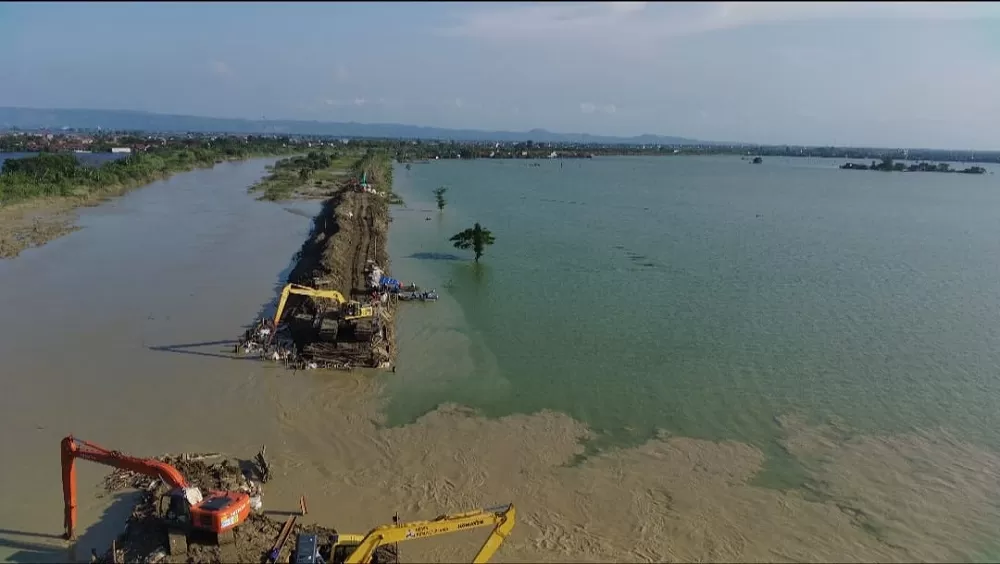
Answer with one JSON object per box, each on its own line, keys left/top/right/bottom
{"left": 2, "top": 158, "right": 1000, "bottom": 563}
{"left": 0, "top": 159, "right": 324, "bottom": 562}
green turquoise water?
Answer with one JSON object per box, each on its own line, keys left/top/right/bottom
{"left": 384, "top": 155, "right": 1000, "bottom": 486}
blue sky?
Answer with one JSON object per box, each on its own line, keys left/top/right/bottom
{"left": 2, "top": 1, "right": 1000, "bottom": 148}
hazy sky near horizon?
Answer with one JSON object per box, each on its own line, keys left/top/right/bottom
{"left": 2, "top": 1, "right": 1000, "bottom": 148}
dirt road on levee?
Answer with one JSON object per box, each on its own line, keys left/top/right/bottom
{"left": 279, "top": 186, "right": 396, "bottom": 369}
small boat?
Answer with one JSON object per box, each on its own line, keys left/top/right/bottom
{"left": 399, "top": 290, "right": 439, "bottom": 302}
{"left": 386, "top": 282, "right": 419, "bottom": 293}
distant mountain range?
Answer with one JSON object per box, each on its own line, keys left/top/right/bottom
{"left": 0, "top": 107, "right": 714, "bottom": 146}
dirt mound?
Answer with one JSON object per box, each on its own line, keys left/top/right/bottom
{"left": 101, "top": 454, "right": 246, "bottom": 494}
{"left": 285, "top": 194, "right": 346, "bottom": 292}
{"left": 287, "top": 190, "right": 390, "bottom": 298}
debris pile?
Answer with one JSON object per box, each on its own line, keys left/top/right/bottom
{"left": 92, "top": 448, "right": 402, "bottom": 564}
{"left": 236, "top": 316, "right": 365, "bottom": 370}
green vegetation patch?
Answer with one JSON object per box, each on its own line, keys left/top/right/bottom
{"left": 249, "top": 151, "right": 358, "bottom": 201}
{"left": 0, "top": 137, "right": 298, "bottom": 205}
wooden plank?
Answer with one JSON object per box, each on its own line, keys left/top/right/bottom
{"left": 267, "top": 515, "right": 297, "bottom": 564}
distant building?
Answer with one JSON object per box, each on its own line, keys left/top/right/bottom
{"left": 110, "top": 147, "right": 132, "bottom": 154}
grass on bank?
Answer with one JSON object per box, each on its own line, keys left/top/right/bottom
{"left": 0, "top": 141, "right": 299, "bottom": 206}
{"left": 249, "top": 151, "right": 359, "bottom": 201}
{"left": 250, "top": 150, "right": 405, "bottom": 205}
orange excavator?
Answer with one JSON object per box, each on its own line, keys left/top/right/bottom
{"left": 61, "top": 436, "right": 253, "bottom": 546}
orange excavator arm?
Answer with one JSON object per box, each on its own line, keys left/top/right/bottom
{"left": 61, "top": 435, "right": 190, "bottom": 540}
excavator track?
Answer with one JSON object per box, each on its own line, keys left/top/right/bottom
{"left": 219, "top": 530, "right": 238, "bottom": 563}
{"left": 166, "top": 529, "right": 187, "bottom": 561}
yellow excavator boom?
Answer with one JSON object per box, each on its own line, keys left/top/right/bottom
{"left": 271, "top": 283, "right": 371, "bottom": 328}
{"left": 341, "top": 504, "right": 516, "bottom": 564}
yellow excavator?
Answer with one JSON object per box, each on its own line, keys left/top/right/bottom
{"left": 290, "top": 504, "right": 516, "bottom": 564}
{"left": 273, "top": 283, "right": 374, "bottom": 328}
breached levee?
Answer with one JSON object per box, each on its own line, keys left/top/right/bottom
{"left": 239, "top": 178, "right": 397, "bottom": 370}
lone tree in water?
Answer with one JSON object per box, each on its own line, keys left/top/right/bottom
{"left": 450, "top": 223, "right": 495, "bottom": 262}
{"left": 433, "top": 186, "right": 448, "bottom": 211}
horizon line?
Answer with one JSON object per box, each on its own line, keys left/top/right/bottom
{"left": 0, "top": 105, "right": 997, "bottom": 153}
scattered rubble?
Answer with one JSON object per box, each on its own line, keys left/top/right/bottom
{"left": 93, "top": 450, "right": 399, "bottom": 564}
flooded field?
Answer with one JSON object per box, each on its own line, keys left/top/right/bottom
{"left": 1, "top": 157, "right": 999, "bottom": 563}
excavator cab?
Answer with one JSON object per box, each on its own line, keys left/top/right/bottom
{"left": 294, "top": 534, "right": 392, "bottom": 564}
{"left": 343, "top": 301, "right": 374, "bottom": 320}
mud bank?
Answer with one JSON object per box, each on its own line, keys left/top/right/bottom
{"left": 0, "top": 155, "right": 285, "bottom": 260}
{"left": 0, "top": 179, "right": 158, "bottom": 259}
{"left": 0, "top": 196, "right": 83, "bottom": 258}
{"left": 267, "top": 186, "right": 396, "bottom": 368}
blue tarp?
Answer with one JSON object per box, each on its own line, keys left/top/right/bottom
{"left": 379, "top": 275, "right": 400, "bottom": 288}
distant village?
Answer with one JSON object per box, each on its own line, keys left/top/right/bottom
{"left": 1, "top": 128, "right": 998, "bottom": 165}
{"left": 1, "top": 130, "right": 144, "bottom": 153}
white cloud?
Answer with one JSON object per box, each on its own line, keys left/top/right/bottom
{"left": 580, "top": 102, "right": 617, "bottom": 115}
{"left": 454, "top": 97, "right": 464, "bottom": 108}
{"left": 322, "top": 97, "right": 369, "bottom": 107}
{"left": 209, "top": 60, "right": 232, "bottom": 76}
{"left": 716, "top": 1, "right": 1000, "bottom": 27}
{"left": 333, "top": 64, "right": 350, "bottom": 83}
{"left": 607, "top": 2, "right": 648, "bottom": 15}
{"left": 440, "top": 1, "right": 1000, "bottom": 45}
{"left": 439, "top": 2, "right": 649, "bottom": 41}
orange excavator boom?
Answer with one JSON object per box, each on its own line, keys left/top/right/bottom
{"left": 61, "top": 435, "right": 191, "bottom": 540}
